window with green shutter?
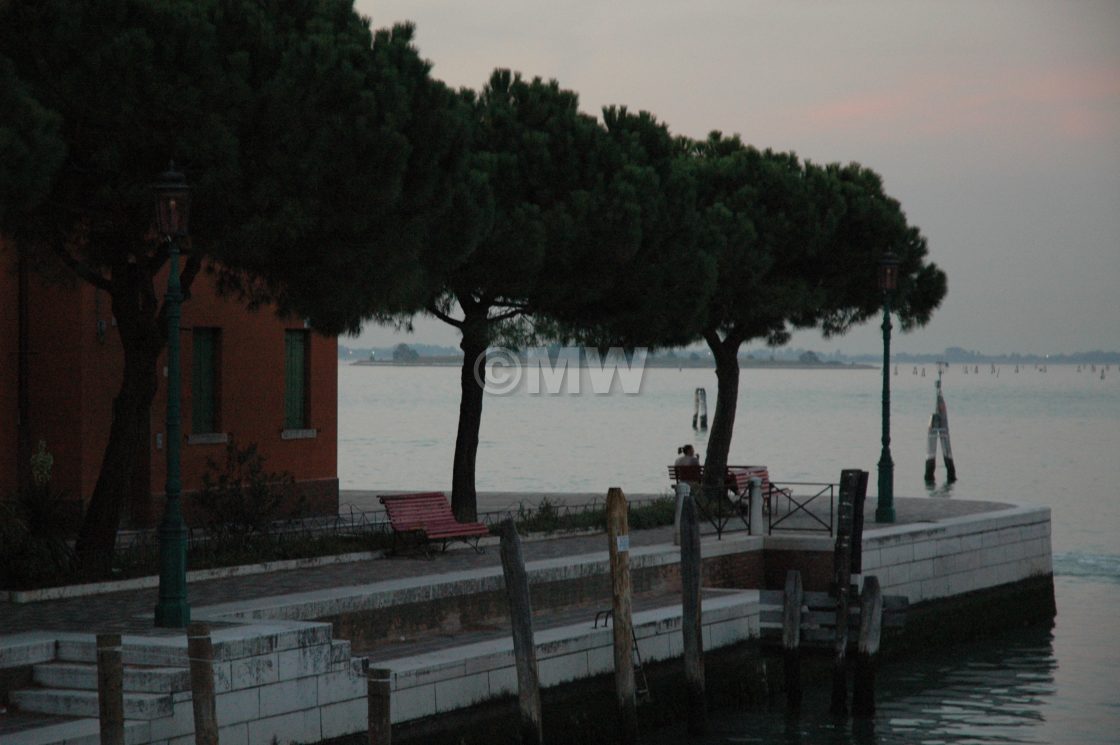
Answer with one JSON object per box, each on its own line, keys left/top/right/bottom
{"left": 284, "top": 330, "right": 309, "bottom": 429}
{"left": 192, "top": 328, "right": 220, "bottom": 434}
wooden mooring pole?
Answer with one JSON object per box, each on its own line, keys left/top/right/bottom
{"left": 498, "top": 518, "right": 544, "bottom": 745}
{"left": 606, "top": 487, "right": 639, "bottom": 745}
{"left": 96, "top": 633, "right": 125, "bottom": 745}
{"left": 852, "top": 576, "right": 883, "bottom": 718}
{"left": 781, "top": 570, "right": 803, "bottom": 711}
{"left": 186, "top": 622, "right": 218, "bottom": 745}
{"left": 367, "top": 667, "right": 393, "bottom": 745}
{"left": 680, "top": 492, "right": 707, "bottom": 735}
{"left": 829, "top": 470, "right": 859, "bottom": 718}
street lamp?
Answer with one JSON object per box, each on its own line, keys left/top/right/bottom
{"left": 153, "top": 164, "right": 191, "bottom": 627}
{"left": 875, "top": 252, "right": 900, "bottom": 523}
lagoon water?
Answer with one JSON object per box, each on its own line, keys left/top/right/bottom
{"left": 339, "top": 362, "right": 1120, "bottom": 744}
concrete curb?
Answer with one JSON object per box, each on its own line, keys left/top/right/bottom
{"left": 0, "top": 550, "right": 384, "bottom": 604}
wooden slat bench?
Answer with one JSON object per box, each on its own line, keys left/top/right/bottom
{"left": 378, "top": 492, "right": 490, "bottom": 555}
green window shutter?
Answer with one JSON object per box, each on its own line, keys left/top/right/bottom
{"left": 192, "top": 329, "right": 218, "bottom": 434}
{"left": 284, "top": 330, "right": 308, "bottom": 429}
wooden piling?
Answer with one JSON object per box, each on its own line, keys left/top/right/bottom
{"left": 606, "top": 487, "right": 638, "bottom": 745}
{"left": 679, "top": 492, "right": 707, "bottom": 734}
{"left": 781, "top": 570, "right": 803, "bottom": 710}
{"left": 368, "top": 667, "right": 393, "bottom": 745}
{"left": 186, "top": 622, "right": 218, "bottom": 745}
{"left": 672, "top": 482, "right": 689, "bottom": 546}
{"left": 96, "top": 633, "right": 125, "bottom": 745}
{"left": 498, "top": 518, "right": 543, "bottom": 745}
{"left": 852, "top": 576, "right": 883, "bottom": 718}
{"left": 829, "top": 470, "right": 859, "bottom": 718}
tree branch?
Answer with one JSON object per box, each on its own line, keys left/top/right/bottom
{"left": 427, "top": 302, "right": 463, "bottom": 328}
{"left": 488, "top": 307, "right": 525, "bottom": 323}
{"left": 54, "top": 243, "right": 111, "bottom": 292}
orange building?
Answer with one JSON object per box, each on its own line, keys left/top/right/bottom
{"left": 0, "top": 247, "right": 338, "bottom": 528}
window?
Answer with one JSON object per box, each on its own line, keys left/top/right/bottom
{"left": 284, "top": 330, "right": 310, "bottom": 429}
{"left": 192, "top": 328, "right": 220, "bottom": 434}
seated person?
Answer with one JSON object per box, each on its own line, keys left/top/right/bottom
{"left": 674, "top": 444, "right": 700, "bottom": 467}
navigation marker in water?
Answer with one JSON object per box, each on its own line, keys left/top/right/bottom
{"left": 924, "top": 363, "right": 957, "bottom": 483}
{"left": 692, "top": 387, "right": 708, "bottom": 430}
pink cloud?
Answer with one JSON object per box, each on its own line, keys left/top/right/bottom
{"left": 795, "top": 67, "right": 1119, "bottom": 144}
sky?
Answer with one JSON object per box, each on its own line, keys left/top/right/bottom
{"left": 352, "top": 0, "right": 1120, "bottom": 356}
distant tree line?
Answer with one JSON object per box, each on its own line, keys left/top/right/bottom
{"left": 1, "top": 0, "right": 946, "bottom": 567}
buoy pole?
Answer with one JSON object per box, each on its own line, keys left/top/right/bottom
{"left": 693, "top": 388, "right": 708, "bottom": 431}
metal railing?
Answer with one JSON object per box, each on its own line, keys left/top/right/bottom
{"left": 766, "top": 481, "right": 836, "bottom": 536}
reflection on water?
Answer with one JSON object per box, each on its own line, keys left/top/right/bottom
{"left": 646, "top": 625, "right": 1056, "bottom": 745}
{"left": 643, "top": 578, "right": 1119, "bottom": 745}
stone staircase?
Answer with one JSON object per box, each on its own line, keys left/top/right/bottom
{"left": 6, "top": 637, "right": 192, "bottom": 745}
{"left": 3, "top": 623, "right": 363, "bottom": 745}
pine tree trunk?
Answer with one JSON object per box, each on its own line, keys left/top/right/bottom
{"left": 701, "top": 334, "right": 741, "bottom": 501}
{"left": 75, "top": 273, "right": 163, "bottom": 576}
{"left": 451, "top": 309, "right": 489, "bottom": 522}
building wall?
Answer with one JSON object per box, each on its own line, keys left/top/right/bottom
{"left": 0, "top": 251, "right": 337, "bottom": 524}
{"left": 0, "top": 248, "right": 18, "bottom": 499}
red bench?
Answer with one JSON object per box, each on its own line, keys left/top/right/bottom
{"left": 379, "top": 492, "right": 490, "bottom": 555}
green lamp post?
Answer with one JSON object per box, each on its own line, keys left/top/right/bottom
{"left": 875, "top": 252, "right": 900, "bottom": 523}
{"left": 153, "top": 165, "right": 191, "bottom": 627}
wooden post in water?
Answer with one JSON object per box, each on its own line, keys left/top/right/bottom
{"left": 498, "top": 518, "right": 543, "bottom": 745}
{"left": 781, "top": 570, "right": 803, "bottom": 710}
{"left": 96, "top": 633, "right": 125, "bottom": 745}
{"left": 679, "top": 491, "right": 707, "bottom": 734}
{"left": 606, "top": 487, "right": 638, "bottom": 745}
{"left": 852, "top": 576, "right": 883, "bottom": 718}
{"left": 367, "top": 668, "right": 393, "bottom": 745}
{"left": 829, "top": 470, "right": 859, "bottom": 717}
{"left": 186, "top": 622, "right": 218, "bottom": 745}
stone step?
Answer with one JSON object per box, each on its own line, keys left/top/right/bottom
{"left": 32, "top": 662, "right": 190, "bottom": 693}
{"left": 55, "top": 638, "right": 186, "bottom": 667}
{"left": 0, "top": 717, "right": 150, "bottom": 745}
{"left": 10, "top": 687, "right": 173, "bottom": 720}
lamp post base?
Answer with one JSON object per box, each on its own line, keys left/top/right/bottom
{"left": 154, "top": 519, "right": 190, "bottom": 628}
{"left": 875, "top": 455, "right": 895, "bottom": 523}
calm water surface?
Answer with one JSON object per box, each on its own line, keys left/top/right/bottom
{"left": 339, "top": 362, "right": 1120, "bottom": 744}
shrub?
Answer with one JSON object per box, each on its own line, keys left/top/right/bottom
{"left": 0, "top": 441, "right": 75, "bottom": 589}
{"left": 193, "top": 439, "right": 299, "bottom": 541}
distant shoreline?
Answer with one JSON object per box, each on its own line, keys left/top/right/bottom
{"left": 348, "top": 358, "right": 875, "bottom": 370}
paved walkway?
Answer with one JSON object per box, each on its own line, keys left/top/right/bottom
{"left": 0, "top": 495, "right": 1012, "bottom": 638}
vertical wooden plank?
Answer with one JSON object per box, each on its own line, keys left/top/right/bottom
{"left": 852, "top": 576, "right": 883, "bottom": 718}
{"left": 96, "top": 634, "right": 125, "bottom": 745}
{"left": 367, "top": 668, "right": 393, "bottom": 745}
{"left": 606, "top": 487, "right": 638, "bottom": 745}
{"left": 680, "top": 492, "right": 706, "bottom": 734}
{"left": 186, "top": 622, "right": 218, "bottom": 745}
{"left": 782, "top": 570, "right": 803, "bottom": 710}
{"left": 499, "top": 518, "right": 543, "bottom": 745}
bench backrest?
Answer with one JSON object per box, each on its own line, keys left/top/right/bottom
{"left": 668, "top": 464, "right": 704, "bottom": 483}
{"left": 380, "top": 492, "right": 456, "bottom": 531}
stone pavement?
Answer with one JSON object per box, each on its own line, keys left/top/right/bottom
{"left": 0, "top": 495, "right": 1012, "bottom": 638}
